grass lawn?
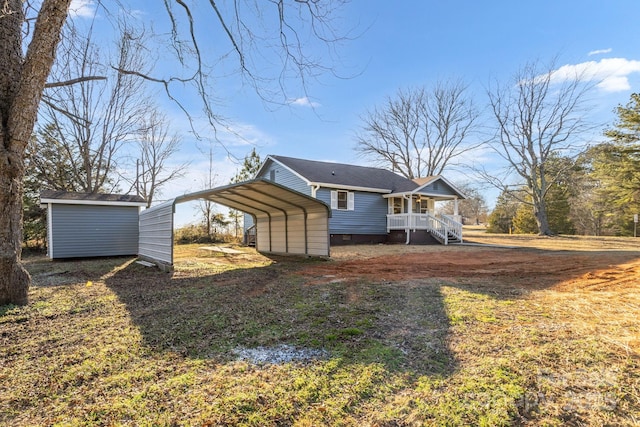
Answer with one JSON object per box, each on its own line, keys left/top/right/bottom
{"left": 1, "top": 238, "right": 639, "bottom": 426}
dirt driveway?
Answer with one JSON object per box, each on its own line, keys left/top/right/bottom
{"left": 298, "top": 234, "right": 640, "bottom": 294}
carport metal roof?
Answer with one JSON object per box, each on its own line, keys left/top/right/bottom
{"left": 175, "top": 178, "right": 328, "bottom": 218}
{"left": 138, "top": 179, "right": 331, "bottom": 266}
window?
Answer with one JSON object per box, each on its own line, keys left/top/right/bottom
{"left": 413, "top": 198, "right": 422, "bottom": 213}
{"left": 337, "top": 190, "right": 348, "bottom": 209}
{"left": 330, "top": 190, "right": 354, "bottom": 210}
{"left": 392, "top": 197, "right": 403, "bottom": 214}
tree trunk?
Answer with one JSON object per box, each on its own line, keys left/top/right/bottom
{"left": 0, "top": 0, "right": 71, "bottom": 305}
{"left": 0, "top": 157, "right": 30, "bottom": 305}
{"left": 534, "top": 201, "right": 553, "bottom": 236}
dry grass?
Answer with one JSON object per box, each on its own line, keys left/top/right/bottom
{"left": 463, "top": 226, "right": 640, "bottom": 251}
{"left": 1, "top": 238, "right": 639, "bottom": 426}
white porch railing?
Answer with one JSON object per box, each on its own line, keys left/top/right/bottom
{"left": 386, "top": 213, "right": 463, "bottom": 245}
{"left": 440, "top": 214, "right": 463, "bottom": 243}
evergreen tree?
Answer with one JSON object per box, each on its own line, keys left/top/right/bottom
{"left": 489, "top": 154, "right": 577, "bottom": 235}
{"left": 487, "top": 190, "right": 520, "bottom": 233}
{"left": 592, "top": 93, "right": 640, "bottom": 235}
{"left": 22, "top": 168, "right": 47, "bottom": 250}
{"left": 512, "top": 203, "right": 537, "bottom": 234}
{"left": 229, "top": 149, "right": 262, "bottom": 238}
{"left": 26, "top": 125, "right": 84, "bottom": 192}
{"left": 231, "top": 148, "right": 262, "bottom": 183}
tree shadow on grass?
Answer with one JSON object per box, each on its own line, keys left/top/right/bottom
{"left": 102, "top": 254, "right": 457, "bottom": 377}
{"left": 17, "top": 246, "right": 640, "bottom": 425}
{"left": 102, "top": 246, "right": 640, "bottom": 376}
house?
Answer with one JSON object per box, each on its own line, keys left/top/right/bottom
{"left": 246, "top": 155, "right": 466, "bottom": 246}
{"left": 40, "top": 190, "right": 147, "bottom": 259}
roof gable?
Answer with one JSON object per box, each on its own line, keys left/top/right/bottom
{"left": 412, "top": 176, "right": 467, "bottom": 199}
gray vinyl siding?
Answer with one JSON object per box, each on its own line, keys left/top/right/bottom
{"left": 316, "top": 188, "right": 387, "bottom": 234}
{"left": 418, "top": 181, "right": 459, "bottom": 197}
{"left": 49, "top": 204, "right": 139, "bottom": 258}
{"left": 244, "top": 213, "right": 254, "bottom": 229}
{"left": 243, "top": 160, "right": 308, "bottom": 233}
{"left": 258, "top": 160, "right": 311, "bottom": 196}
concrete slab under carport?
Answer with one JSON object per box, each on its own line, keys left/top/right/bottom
{"left": 138, "top": 179, "right": 332, "bottom": 267}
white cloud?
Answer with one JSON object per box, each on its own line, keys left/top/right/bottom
{"left": 221, "top": 122, "right": 276, "bottom": 148}
{"left": 288, "top": 97, "right": 321, "bottom": 108}
{"left": 588, "top": 48, "right": 612, "bottom": 56}
{"left": 69, "top": 0, "right": 96, "bottom": 18}
{"left": 546, "top": 57, "right": 640, "bottom": 93}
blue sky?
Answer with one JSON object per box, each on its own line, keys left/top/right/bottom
{"left": 70, "top": 0, "right": 640, "bottom": 225}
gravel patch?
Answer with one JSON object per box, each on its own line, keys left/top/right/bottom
{"left": 233, "top": 344, "right": 329, "bottom": 365}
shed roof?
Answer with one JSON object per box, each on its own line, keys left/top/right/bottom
{"left": 40, "top": 190, "right": 147, "bottom": 206}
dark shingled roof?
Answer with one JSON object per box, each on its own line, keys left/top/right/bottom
{"left": 40, "top": 190, "right": 146, "bottom": 204}
{"left": 270, "top": 155, "right": 418, "bottom": 193}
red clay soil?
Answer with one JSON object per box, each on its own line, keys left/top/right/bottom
{"left": 298, "top": 247, "right": 640, "bottom": 291}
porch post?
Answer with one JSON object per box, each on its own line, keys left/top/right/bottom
{"left": 406, "top": 195, "right": 413, "bottom": 244}
{"left": 454, "top": 198, "right": 459, "bottom": 216}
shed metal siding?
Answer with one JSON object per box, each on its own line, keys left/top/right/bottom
{"left": 138, "top": 201, "right": 174, "bottom": 265}
{"left": 316, "top": 188, "right": 387, "bottom": 234}
{"left": 306, "top": 211, "right": 330, "bottom": 255}
{"left": 258, "top": 161, "right": 311, "bottom": 195}
{"left": 255, "top": 215, "right": 271, "bottom": 253}
{"left": 49, "top": 204, "right": 139, "bottom": 258}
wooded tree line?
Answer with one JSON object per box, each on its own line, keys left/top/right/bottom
{"left": 488, "top": 93, "right": 640, "bottom": 236}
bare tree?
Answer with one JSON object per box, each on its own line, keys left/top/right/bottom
{"left": 482, "top": 60, "right": 592, "bottom": 236}
{"left": 1, "top": 0, "right": 348, "bottom": 305}
{"left": 197, "top": 145, "right": 218, "bottom": 239}
{"left": 355, "top": 80, "right": 479, "bottom": 179}
{"left": 128, "top": 111, "right": 188, "bottom": 208}
{"left": 439, "top": 183, "right": 488, "bottom": 225}
{"left": 40, "top": 23, "right": 151, "bottom": 193}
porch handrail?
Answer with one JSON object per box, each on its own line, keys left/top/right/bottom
{"left": 244, "top": 224, "right": 257, "bottom": 246}
{"left": 426, "top": 214, "right": 448, "bottom": 245}
{"left": 386, "top": 212, "right": 450, "bottom": 244}
{"left": 440, "top": 214, "right": 463, "bottom": 243}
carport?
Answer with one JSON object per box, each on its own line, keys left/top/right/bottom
{"left": 138, "top": 179, "right": 331, "bottom": 266}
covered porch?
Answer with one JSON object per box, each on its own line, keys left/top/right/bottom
{"left": 384, "top": 176, "right": 466, "bottom": 245}
{"left": 386, "top": 211, "right": 462, "bottom": 245}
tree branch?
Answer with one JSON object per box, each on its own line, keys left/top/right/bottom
{"left": 44, "top": 76, "right": 106, "bottom": 88}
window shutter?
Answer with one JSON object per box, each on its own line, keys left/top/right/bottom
{"left": 330, "top": 190, "right": 337, "bottom": 209}
{"left": 347, "top": 192, "right": 355, "bottom": 211}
